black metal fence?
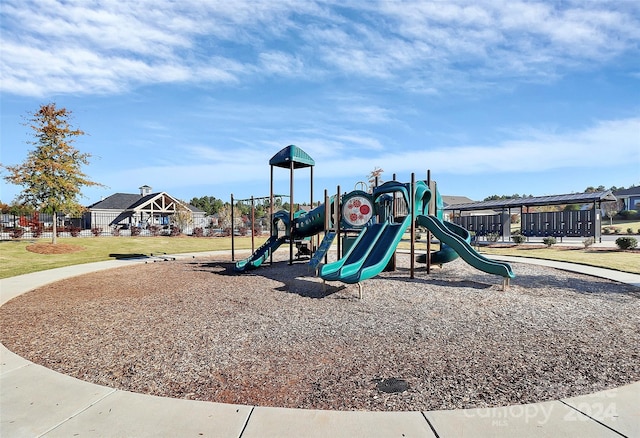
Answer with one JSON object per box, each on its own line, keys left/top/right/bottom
{"left": 450, "top": 208, "right": 602, "bottom": 241}
{"left": 0, "top": 212, "right": 210, "bottom": 240}
{"left": 521, "top": 209, "right": 600, "bottom": 238}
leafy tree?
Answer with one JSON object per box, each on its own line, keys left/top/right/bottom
{"left": 2, "top": 103, "right": 104, "bottom": 243}
{"left": 189, "top": 196, "right": 224, "bottom": 215}
{"left": 584, "top": 185, "right": 606, "bottom": 193}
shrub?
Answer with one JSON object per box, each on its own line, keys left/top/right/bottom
{"left": 511, "top": 234, "right": 526, "bottom": 244}
{"left": 111, "top": 227, "right": 121, "bottom": 237}
{"left": 91, "top": 227, "right": 103, "bottom": 237}
{"left": 542, "top": 236, "right": 556, "bottom": 247}
{"left": 415, "top": 232, "right": 422, "bottom": 241}
{"left": 627, "top": 228, "right": 635, "bottom": 234}
{"left": 603, "top": 228, "right": 611, "bottom": 234}
{"left": 193, "top": 227, "right": 204, "bottom": 237}
{"left": 619, "top": 210, "right": 638, "bottom": 220}
{"left": 486, "top": 232, "right": 500, "bottom": 243}
{"left": 582, "top": 237, "right": 595, "bottom": 248}
{"left": 32, "top": 227, "right": 43, "bottom": 238}
{"left": 615, "top": 237, "right": 637, "bottom": 250}
{"left": 69, "top": 226, "right": 82, "bottom": 237}
{"left": 9, "top": 228, "right": 25, "bottom": 239}
{"left": 130, "top": 226, "right": 141, "bottom": 237}
{"left": 149, "top": 225, "right": 161, "bottom": 237}
{"left": 170, "top": 226, "right": 181, "bottom": 237}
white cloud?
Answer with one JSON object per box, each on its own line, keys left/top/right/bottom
{"left": 97, "top": 117, "right": 639, "bottom": 198}
{"left": 313, "top": 117, "right": 640, "bottom": 179}
{"left": 2, "top": 1, "right": 638, "bottom": 97}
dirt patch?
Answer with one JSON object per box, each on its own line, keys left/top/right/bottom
{"left": 26, "top": 243, "right": 85, "bottom": 255}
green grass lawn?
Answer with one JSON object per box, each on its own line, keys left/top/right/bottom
{"left": 0, "top": 236, "right": 267, "bottom": 279}
{"left": 479, "top": 246, "right": 640, "bottom": 274}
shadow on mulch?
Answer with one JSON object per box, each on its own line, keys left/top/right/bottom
{"left": 109, "top": 253, "right": 150, "bottom": 259}
{"left": 188, "top": 260, "right": 238, "bottom": 275}
{"left": 377, "top": 274, "right": 493, "bottom": 290}
{"left": 191, "top": 259, "right": 347, "bottom": 299}
{"left": 509, "top": 273, "right": 639, "bottom": 296}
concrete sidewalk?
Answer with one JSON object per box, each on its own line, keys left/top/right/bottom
{"left": 2, "top": 254, "right": 638, "bottom": 437}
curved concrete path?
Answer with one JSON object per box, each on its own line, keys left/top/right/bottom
{"left": 1, "top": 252, "right": 638, "bottom": 437}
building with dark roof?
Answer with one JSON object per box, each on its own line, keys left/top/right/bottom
{"left": 613, "top": 186, "right": 640, "bottom": 211}
{"left": 84, "top": 185, "right": 205, "bottom": 233}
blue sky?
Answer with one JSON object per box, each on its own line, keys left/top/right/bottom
{"left": 1, "top": 1, "right": 639, "bottom": 207}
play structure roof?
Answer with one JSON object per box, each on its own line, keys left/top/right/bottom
{"left": 269, "top": 145, "right": 315, "bottom": 169}
{"left": 444, "top": 191, "right": 617, "bottom": 211}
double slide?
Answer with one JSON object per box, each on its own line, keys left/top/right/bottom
{"left": 319, "top": 181, "right": 421, "bottom": 284}
{"left": 319, "top": 219, "right": 410, "bottom": 284}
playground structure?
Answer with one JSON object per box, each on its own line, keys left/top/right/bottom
{"left": 234, "top": 145, "right": 514, "bottom": 290}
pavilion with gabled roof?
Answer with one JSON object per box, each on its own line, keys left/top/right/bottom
{"left": 84, "top": 186, "right": 204, "bottom": 232}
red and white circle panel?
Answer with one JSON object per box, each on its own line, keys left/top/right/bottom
{"left": 342, "top": 195, "right": 373, "bottom": 227}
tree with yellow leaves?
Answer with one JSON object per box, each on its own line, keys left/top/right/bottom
{"left": 2, "top": 103, "right": 104, "bottom": 244}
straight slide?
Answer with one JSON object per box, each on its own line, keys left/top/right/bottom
{"left": 235, "top": 235, "right": 285, "bottom": 271}
{"left": 416, "top": 215, "right": 515, "bottom": 279}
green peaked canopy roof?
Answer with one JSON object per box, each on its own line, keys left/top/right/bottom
{"left": 269, "top": 145, "right": 315, "bottom": 169}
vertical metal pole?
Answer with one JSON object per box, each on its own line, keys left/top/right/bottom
{"left": 324, "top": 189, "right": 329, "bottom": 264}
{"left": 231, "top": 193, "right": 235, "bottom": 261}
{"left": 289, "top": 161, "right": 294, "bottom": 265}
{"left": 310, "top": 165, "right": 315, "bottom": 255}
{"left": 270, "top": 165, "right": 274, "bottom": 265}
{"left": 426, "top": 170, "right": 431, "bottom": 275}
{"left": 410, "top": 173, "right": 415, "bottom": 279}
{"left": 251, "top": 196, "right": 255, "bottom": 253}
{"left": 336, "top": 185, "right": 341, "bottom": 258}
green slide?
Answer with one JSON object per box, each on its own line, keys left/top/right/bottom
{"left": 417, "top": 220, "right": 469, "bottom": 265}
{"left": 319, "top": 222, "right": 388, "bottom": 281}
{"left": 234, "top": 235, "right": 287, "bottom": 271}
{"left": 416, "top": 214, "right": 515, "bottom": 279}
{"left": 319, "top": 180, "right": 424, "bottom": 284}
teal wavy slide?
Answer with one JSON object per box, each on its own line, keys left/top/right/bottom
{"left": 417, "top": 220, "right": 470, "bottom": 265}
{"left": 416, "top": 215, "right": 515, "bottom": 279}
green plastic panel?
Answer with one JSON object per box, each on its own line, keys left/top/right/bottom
{"left": 269, "top": 145, "right": 315, "bottom": 169}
